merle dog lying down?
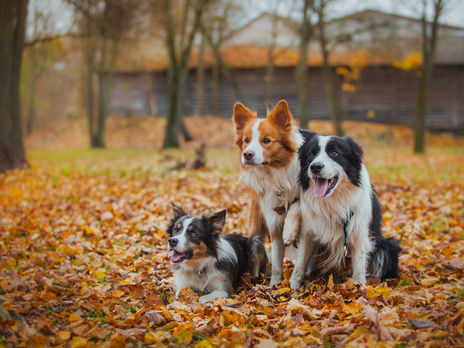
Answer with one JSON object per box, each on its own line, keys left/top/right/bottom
{"left": 166, "top": 202, "right": 267, "bottom": 303}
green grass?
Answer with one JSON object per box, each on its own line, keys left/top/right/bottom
{"left": 27, "top": 148, "right": 238, "bottom": 177}
{"left": 26, "top": 145, "right": 463, "bottom": 182}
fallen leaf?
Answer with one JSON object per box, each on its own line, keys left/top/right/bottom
{"left": 409, "top": 318, "right": 439, "bottom": 330}
{"left": 328, "top": 274, "right": 334, "bottom": 291}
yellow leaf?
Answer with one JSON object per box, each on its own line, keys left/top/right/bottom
{"left": 144, "top": 333, "right": 157, "bottom": 344}
{"left": 6, "top": 257, "right": 16, "bottom": 267}
{"left": 343, "top": 302, "right": 362, "bottom": 315}
{"left": 161, "top": 306, "right": 172, "bottom": 319}
{"left": 366, "top": 286, "right": 391, "bottom": 299}
{"left": 172, "top": 323, "right": 193, "bottom": 344}
{"left": 279, "top": 296, "right": 288, "bottom": 302}
{"left": 328, "top": 274, "right": 334, "bottom": 291}
{"left": 96, "top": 268, "right": 106, "bottom": 279}
{"left": 70, "top": 336, "right": 88, "bottom": 348}
{"left": 112, "top": 289, "right": 125, "bottom": 298}
{"left": 272, "top": 287, "right": 291, "bottom": 295}
{"left": 342, "top": 83, "right": 356, "bottom": 92}
{"left": 194, "top": 340, "right": 213, "bottom": 348}
{"left": 68, "top": 313, "right": 84, "bottom": 322}
{"left": 58, "top": 331, "right": 71, "bottom": 341}
{"left": 366, "top": 110, "right": 376, "bottom": 119}
{"left": 263, "top": 306, "right": 273, "bottom": 315}
{"left": 348, "top": 326, "right": 370, "bottom": 339}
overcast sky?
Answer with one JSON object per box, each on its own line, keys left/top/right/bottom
{"left": 248, "top": 0, "right": 464, "bottom": 27}
{"left": 30, "top": 0, "right": 464, "bottom": 38}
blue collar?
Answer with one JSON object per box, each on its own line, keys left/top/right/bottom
{"left": 343, "top": 211, "right": 354, "bottom": 251}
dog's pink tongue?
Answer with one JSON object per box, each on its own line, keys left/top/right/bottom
{"left": 171, "top": 253, "right": 183, "bottom": 262}
{"left": 313, "top": 179, "right": 328, "bottom": 198}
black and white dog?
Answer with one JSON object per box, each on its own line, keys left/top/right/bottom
{"left": 287, "top": 135, "right": 401, "bottom": 289}
{"left": 167, "top": 202, "right": 267, "bottom": 303}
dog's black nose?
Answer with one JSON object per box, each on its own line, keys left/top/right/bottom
{"left": 310, "top": 162, "right": 324, "bottom": 174}
{"left": 243, "top": 151, "right": 255, "bottom": 161}
{"left": 168, "top": 238, "right": 178, "bottom": 247}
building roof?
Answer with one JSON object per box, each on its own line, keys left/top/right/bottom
{"left": 116, "top": 8, "right": 464, "bottom": 71}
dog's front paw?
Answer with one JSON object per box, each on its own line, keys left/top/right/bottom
{"left": 352, "top": 275, "right": 367, "bottom": 285}
{"left": 199, "top": 291, "right": 228, "bottom": 304}
{"left": 199, "top": 295, "right": 213, "bottom": 304}
{"left": 283, "top": 229, "right": 299, "bottom": 248}
{"left": 283, "top": 221, "right": 299, "bottom": 248}
{"left": 269, "top": 275, "right": 283, "bottom": 287}
{"left": 290, "top": 272, "right": 304, "bottom": 290}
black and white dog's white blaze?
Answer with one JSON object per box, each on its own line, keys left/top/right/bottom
{"left": 166, "top": 202, "right": 267, "bottom": 303}
{"left": 289, "top": 134, "right": 401, "bottom": 289}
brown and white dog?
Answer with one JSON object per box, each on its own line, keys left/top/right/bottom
{"left": 232, "top": 100, "right": 312, "bottom": 286}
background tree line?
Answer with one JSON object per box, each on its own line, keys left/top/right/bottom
{"left": 0, "top": 0, "right": 453, "bottom": 171}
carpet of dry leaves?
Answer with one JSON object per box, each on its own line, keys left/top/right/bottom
{"left": 1, "top": 119, "right": 464, "bottom": 347}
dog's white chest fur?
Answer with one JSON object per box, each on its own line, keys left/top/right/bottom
{"left": 173, "top": 258, "right": 225, "bottom": 293}
{"left": 241, "top": 158, "right": 300, "bottom": 232}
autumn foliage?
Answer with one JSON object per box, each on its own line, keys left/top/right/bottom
{"left": 1, "top": 119, "right": 464, "bottom": 347}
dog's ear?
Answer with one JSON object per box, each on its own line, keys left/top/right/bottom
{"left": 166, "top": 201, "right": 186, "bottom": 236}
{"left": 233, "top": 102, "right": 255, "bottom": 131}
{"left": 344, "top": 136, "right": 363, "bottom": 161}
{"left": 269, "top": 100, "right": 292, "bottom": 130}
{"left": 343, "top": 137, "right": 363, "bottom": 187}
{"left": 206, "top": 209, "right": 226, "bottom": 236}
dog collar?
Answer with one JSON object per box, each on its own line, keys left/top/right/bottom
{"left": 343, "top": 211, "right": 354, "bottom": 255}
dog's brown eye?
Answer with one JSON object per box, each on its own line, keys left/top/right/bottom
{"left": 191, "top": 231, "right": 198, "bottom": 239}
{"left": 244, "top": 137, "right": 250, "bottom": 143}
{"left": 330, "top": 151, "right": 338, "bottom": 157}
{"left": 263, "top": 138, "right": 271, "bottom": 144}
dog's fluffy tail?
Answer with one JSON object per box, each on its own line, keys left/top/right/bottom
{"left": 369, "top": 236, "right": 401, "bottom": 280}
{"left": 247, "top": 235, "right": 268, "bottom": 279}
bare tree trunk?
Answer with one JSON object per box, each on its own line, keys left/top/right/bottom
{"left": 265, "top": 41, "right": 275, "bottom": 106}
{"left": 317, "top": 0, "right": 344, "bottom": 136}
{"left": 414, "top": 0, "right": 442, "bottom": 154}
{"left": 202, "top": 29, "right": 245, "bottom": 102}
{"left": 414, "top": 74, "right": 427, "bottom": 153}
{"left": 296, "top": 0, "right": 312, "bottom": 128}
{"left": 84, "top": 42, "right": 97, "bottom": 147}
{"left": 94, "top": 35, "right": 109, "bottom": 148}
{"left": 163, "top": 66, "right": 187, "bottom": 148}
{"left": 197, "top": 32, "right": 206, "bottom": 115}
{"left": 265, "top": 12, "right": 278, "bottom": 106}
{"left": 0, "top": 0, "right": 29, "bottom": 172}
{"left": 26, "top": 74, "right": 38, "bottom": 136}
{"left": 94, "top": 72, "right": 108, "bottom": 148}
{"left": 211, "top": 62, "right": 219, "bottom": 116}
{"left": 321, "top": 63, "right": 343, "bottom": 136}
{"left": 161, "top": 0, "right": 208, "bottom": 148}
{"left": 94, "top": 34, "right": 119, "bottom": 148}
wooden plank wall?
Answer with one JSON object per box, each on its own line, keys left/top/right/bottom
{"left": 109, "top": 65, "right": 464, "bottom": 132}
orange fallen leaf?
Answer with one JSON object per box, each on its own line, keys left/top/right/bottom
{"left": 112, "top": 289, "right": 125, "bottom": 298}
{"left": 68, "top": 313, "right": 84, "bottom": 322}
{"left": 328, "top": 274, "right": 334, "bottom": 291}
{"left": 57, "top": 331, "right": 71, "bottom": 341}
{"left": 70, "top": 336, "right": 88, "bottom": 348}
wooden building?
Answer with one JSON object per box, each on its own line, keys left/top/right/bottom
{"left": 109, "top": 10, "right": 464, "bottom": 132}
